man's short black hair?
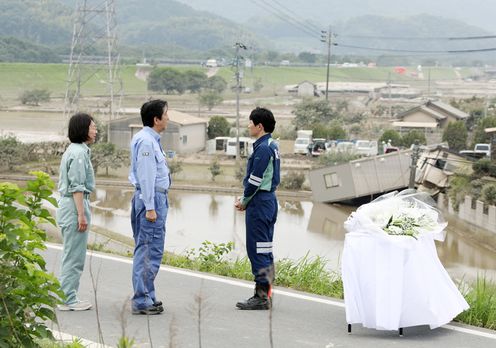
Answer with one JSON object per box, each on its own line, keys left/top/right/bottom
{"left": 141, "top": 99, "right": 168, "bottom": 127}
{"left": 68, "top": 113, "right": 94, "bottom": 143}
{"left": 249, "top": 107, "right": 276, "bottom": 133}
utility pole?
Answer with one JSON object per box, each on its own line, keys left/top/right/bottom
{"left": 484, "top": 94, "right": 489, "bottom": 118}
{"left": 234, "top": 42, "right": 247, "bottom": 162}
{"left": 321, "top": 26, "right": 333, "bottom": 100}
{"left": 388, "top": 72, "right": 392, "bottom": 117}
{"left": 427, "top": 68, "right": 431, "bottom": 100}
{"left": 409, "top": 140, "right": 421, "bottom": 189}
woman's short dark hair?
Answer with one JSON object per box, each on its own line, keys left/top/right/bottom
{"left": 68, "top": 113, "right": 94, "bottom": 143}
{"left": 249, "top": 107, "right": 276, "bottom": 133}
{"left": 141, "top": 99, "right": 168, "bottom": 127}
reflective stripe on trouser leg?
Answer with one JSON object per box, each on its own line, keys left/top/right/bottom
{"left": 245, "top": 194, "right": 278, "bottom": 284}
{"left": 131, "top": 191, "right": 168, "bottom": 309}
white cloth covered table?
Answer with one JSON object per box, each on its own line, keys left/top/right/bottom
{"left": 342, "top": 229, "right": 469, "bottom": 331}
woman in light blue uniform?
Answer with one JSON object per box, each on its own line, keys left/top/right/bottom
{"left": 56, "top": 113, "right": 97, "bottom": 311}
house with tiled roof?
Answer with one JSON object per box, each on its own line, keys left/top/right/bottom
{"left": 392, "top": 100, "right": 469, "bottom": 144}
{"left": 109, "top": 109, "right": 207, "bottom": 154}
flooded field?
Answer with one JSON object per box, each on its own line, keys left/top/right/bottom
{"left": 88, "top": 187, "right": 496, "bottom": 282}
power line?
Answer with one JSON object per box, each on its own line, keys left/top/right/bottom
{"left": 255, "top": 0, "right": 320, "bottom": 37}
{"left": 339, "top": 34, "right": 496, "bottom": 41}
{"left": 249, "top": 0, "right": 320, "bottom": 40}
{"left": 247, "top": 0, "right": 496, "bottom": 57}
{"left": 271, "top": 0, "right": 322, "bottom": 33}
{"left": 334, "top": 43, "right": 496, "bottom": 54}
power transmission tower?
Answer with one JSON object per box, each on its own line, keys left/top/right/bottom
{"left": 321, "top": 26, "right": 333, "bottom": 101}
{"left": 64, "top": 0, "right": 122, "bottom": 142}
{"left": 234, "top": 42, "right": 247, "bottom": 162}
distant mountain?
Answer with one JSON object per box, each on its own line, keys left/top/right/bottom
{"left": 0, "top": 0, "right": 264, "bottom": 57}
{"left": 243, "top": 13, "right": 490, "bottom": 55}
{"left": 178, "top": 0, "right": 496, "bottom": 33}
{"left": 0, "top": 0, "right": 73, "bottom": 46}
{"left": 59, "top": 0, "right": 264, "bottom": 52}
{"left": 0, "top": 0, "right": 493, "bottom": 61}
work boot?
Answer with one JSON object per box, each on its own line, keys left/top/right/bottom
{"left": 236, "top": 283, "right": 272, "bottom": 310}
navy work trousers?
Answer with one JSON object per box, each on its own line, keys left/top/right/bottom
{"left": 245, "top": 191, "right": 278, "bottom": 285}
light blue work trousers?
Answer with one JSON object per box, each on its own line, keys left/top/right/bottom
{"left": 131, "top": 190, "right": 168, "bottom": 310}
{"left": 57, "top": 195, "right": 91, "bottom": 305}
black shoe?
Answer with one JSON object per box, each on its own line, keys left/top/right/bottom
{"left": 236, "top": 283, "right": 273, "bottom": 310}
{"left": 236, "top": 295, "right": 271, "bottom": 310}
{"left": 153, "top": 301, "right": 164, "bottom": 312}
{"left": 132, "top": 304, "right": 163, "bottom": 315}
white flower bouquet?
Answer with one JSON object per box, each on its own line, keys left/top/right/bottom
{"left": 344, "top": 189, "right": 447, "bottom": 245}
{"left": 342, "top": 189, "right": 469, "bottom": 331}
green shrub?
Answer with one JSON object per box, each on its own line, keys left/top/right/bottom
{"left": 481, "top": 183, "right": 496, "bottom": 206}
{"left": 448, "top": 175, "right": 471, "bottom": 210}
{"left": 0, "top": 135, "right": 26, "bottom": 170}
{"left": 207, "top": 116, "right": 230, "bottom": 139}
{"left": 235, "top": 160, "right": 247, "bottom": 181}
{"left": 0, "top": 171, "right": 63, "bottom": 347}
{"left": 20, "top": 89, "right": 51, "bottom": 106}
{"left": 473, "top": 158, "right": 496, "bottom": 178}
{"left": 208, "top": 158, "right": 222, "bottom": 181}
{"left": 199, "top": 90, "right": 223, "bottom": 111}
{"left": 272, "top": 124, "right": 296, "bottom": 140}
{"left": 469, "top": 179, "right": 485, "bottom": 200}
{"left": 401, "top": 130, "right": 427, "bottom": 147}
{"left": 280, "top": 171, "right": 305, "bottom": 190}
{"left": 91, "top": 142, "right": 129, "bottom": 176}
{"left": 318, "top": 152, "right": 361, "bottom": 166}
{"left": 168, "top": 159, "right": 183, "bottom": 176}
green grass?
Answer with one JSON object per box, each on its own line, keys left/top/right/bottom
{"left": 456, "top": 276, "right": 496, "bottom": 330}
{"left": 0, "top": 63, "right": 149, "bottom": 98}
{"left": 164, "top": 251, "right": 343, "bottom": 298}
{"left": 217, "top": 65, "right": 474, "bottom": 91}
{"left": 0, "top": 63, "right": 474, "bottom": 100}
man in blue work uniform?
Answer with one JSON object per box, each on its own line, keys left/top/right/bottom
{"left": 129, "top": 99, "right": 171, "bottom": 315}
{"left": 235, "top": 107, "right": 280, "bottom": 310}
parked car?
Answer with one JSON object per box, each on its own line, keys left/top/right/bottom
{"left": 355, "top": 140, "right": 378, "bottom": 156}
{"left": 294, "top": 130, "right": 313, "bottom": 154}
{"left": 459, "top": 143, "right": 491, "bottom": 159}
{"left": 308, "top": 138, "right": 327, "bottom": 156}
{"left": 385, "top": 146, "right": 400, "bottom": 154}
{"left": 206, "top": 59, "right": 218, "bottom": 68}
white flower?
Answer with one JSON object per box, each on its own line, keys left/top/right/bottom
{"left": 346, "top": 190, "right": 447, "bottom": 241}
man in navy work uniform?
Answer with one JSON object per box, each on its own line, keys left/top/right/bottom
{"left": 235, "top": 107, "right": 280, "bottom": 310}
{"left": 129, "top": 99, "right": 171, "bottom": 315}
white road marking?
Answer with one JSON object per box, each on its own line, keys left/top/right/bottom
{"left": 46, "top": 243, "right": 496, "bottom": 340}
{"left": 51, "top": 329, "right": 113, "bottom": 348}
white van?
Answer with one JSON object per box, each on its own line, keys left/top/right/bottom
{"left": 355, "top": 140, "right": 378, "bottom": 156}
{"left": 206, "top": 59, "right": 218, "bottom": 68}
{"left": 206, "top": 136, "right": 230, "bottom": 155}
{"left": 294, "top": 138, "right": 311, "bottom": 154}
{"left": 225, "top": 137, "right": 254, "bottom": 158}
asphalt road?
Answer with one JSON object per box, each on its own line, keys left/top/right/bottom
{"left": 43, "top": 244, "right": 496, "bottom": 348}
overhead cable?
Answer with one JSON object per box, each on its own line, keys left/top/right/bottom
{"left": 335, "top": 43, "right": 496, "bottom": 54}
{"left": 340, "top": 34, "right": 496, "bottom": 41}
{"left": 249, "top": 0, "right": 320, "bottom": 40}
